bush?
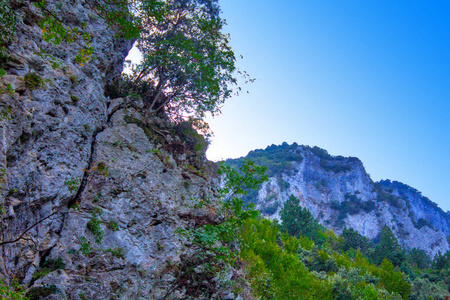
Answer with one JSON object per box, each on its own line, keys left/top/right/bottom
{"left": 33, "top": 257, "right": 65, "bottom": 280}
{"left": 87, "top": 209, "right": 104, "bottom": 244}
{"left": 225, "top": 143, "right": 303, "bottom": 182}
{"left": 23, "top": 72, "right": 44, "bottom": 90}
{"left": 415, "top": 218, "right": 432, "bottom": 230}
{"left": 0, "top": 0, "right": 15, "bottom": 46}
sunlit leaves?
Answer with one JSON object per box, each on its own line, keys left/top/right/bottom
{"left": 133, "top": 0, "right": 239, "bottom": 119}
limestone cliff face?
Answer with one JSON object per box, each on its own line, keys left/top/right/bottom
{"left": 228, "top": 144, "right": 449, "bottom": 258}
{"left": 0, "top": 1, "right": 242, "bottom": 299}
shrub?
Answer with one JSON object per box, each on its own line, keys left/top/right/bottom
{"left": 0, "top": 0, "right": 15, "bottom": 46}
{"left": 108, "top": 220, "right": 119, "bottom": 231}
{"left": 32, "top": 257, "right": 65, "bottom": 280}
{"left": 106, "top": 248, "right": 124, "bottom": 259}
{"left": 87, "top": 209, "right": 104, "bottom": 244}
{"left": 23, "top": 72, "right": 44, "bottom": 90}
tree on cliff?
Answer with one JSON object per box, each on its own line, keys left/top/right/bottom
{"left": 373, "top": 225, "right": 405, "bottom": 266}
{"left": 280, "top": 195, "right": 324, "bottom": 244}
{"left": 20, "top": 0, "right": 241, "bottom": 120}
{"left": 129, "top": 0, "right": 240, "bottom": 120}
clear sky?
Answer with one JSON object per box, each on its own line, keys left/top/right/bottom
{"left": 204, "top": 1, "right": 450, "bottom": 211}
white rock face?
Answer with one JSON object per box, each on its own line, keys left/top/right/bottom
{"left": 248, "top": 145, "right": 449, "bottom": 258}
{"left": 0, "top": 1, "right": 244, "bottom": 298}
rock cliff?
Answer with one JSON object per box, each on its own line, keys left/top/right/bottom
{"left": 226, "top": 143, "right": 449, "bottom": 258}
{"left": 0, "top": 1, "right": 242, "bottom": 298}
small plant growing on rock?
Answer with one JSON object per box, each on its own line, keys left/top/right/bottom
{"left": 79, "top": 237, "right": 90, "bottom": 255}
{"left": 0, "top": 106, "right": 11, "bottom": 121}
{"left": 92, "top": 162, "right": 109, "bottom": 177}
{"left": 70, "top": 94, "right": 79, "bottom": 103}
{"left": 0, "top": 278, "right": 27, "bottom": 299}
{"left": 23, "top": 72, "right": 45, "bottom": 90}
{"left": 69, "top": 74, "right": 78, "bottom": 85}
{"left": 64, "top": 177, "right": 80, "bottom": 193}
{"left": 25, "top": 284, "right": 58, "bottom": 300}
{"left": 83, "top": 124, "right": 91, "bottom": 132}
{"left": 32, "top": 257, "right": 65, "bottom": 280}
{"left": 107, "top": 220, "right": 119, "bottom": 231}
{"left": 151, "top": 148, "right": 161, "bottom": 155}
{"left": 106, "top": 248, "right": 124, "bottom": 259}
{"left": 87, "top": 208, "right": 104, "bottom": 244}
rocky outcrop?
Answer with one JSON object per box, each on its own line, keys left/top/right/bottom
{"left": 227, "top": 143, "right": 449, "bottom": 258}
{"left": 0, "top": 1, "right": 243, "bottom": 298}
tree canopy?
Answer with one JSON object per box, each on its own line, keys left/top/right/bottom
{"left": 280, "top": 195, "right": 325, "bottom": 245}
{"left": 125, "top": 0, "right": 239, "bottom": 120}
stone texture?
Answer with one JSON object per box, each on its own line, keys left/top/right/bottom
{"left": 0, "top": 1, "right": 243, "bottom": 298}
{"left": 248, "top": 145, "right": 449, "bottom": 258}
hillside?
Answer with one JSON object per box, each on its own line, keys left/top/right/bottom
{"left": 0, "top": 0, "right": 244, "bottom": 298}
{"left": 226, "top": 142, "right": 450, "bottom": 258}
{"left": 2, "top": 0, "right": 450, "bottom": 299}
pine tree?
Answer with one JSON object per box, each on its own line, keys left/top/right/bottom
{"left": 280, "top": 195, "right": 324, "bottom": 244}
{"left": 373, "top": 225, "right": 405, "bottom": 266}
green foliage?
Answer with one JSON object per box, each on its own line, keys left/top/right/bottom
{"left": 260, "top": 200, "right": 281, "bottom": 215}
{"left": 373, "top": 182, "right": 404, "bottom": 209}
{"left": 106, "top": 247, "right": 124, "bottom": 259}
{"left": 341, "top": 227, "right": 372, "bottom": 254}
{"left": 0, "top": 167, "right": 6, "bottom": 188}
{"left": 0, "top": 0, "right": 15, "bottom": 46}
{"left": 308, "top": 146, "right": 359, "bottom": 173}
{"left": 32, "top": 257, "right": 65, "bottom": 280}
{"left": 87, "top": 208, "right": 104, "bottom": 244}
{"left": 225, "top": 143, "right": 303, "bottom": 205}
{"left": 241, "top": 218, "right": 333, "bottom": 299}
{"left": 85, "top": 0, "right": 142, "bottom": 39}
{"left": 375, "top": 259, "right": 411, "bottom": 299}
{"left": 332, "top": 195, "right": 376, "bottom": 227}
{"left": 320, "top": 159, "right": 352, "bottom": 173}
{"left": 173, "top": 119, "right": 209, "bottom": 155}
{"left": 0, "top": 50, "right": 9, "bottom": 78}
{"left": 373, "top": 226, "right": 405, "bottom": 267}
{"left": 218, "top": 159, "right": 268, "bottom": 198}
{"left": 93, "top": 162, "right": 109, "bottom": 176}
{"left": 280, "top": 195, "right": 325, "bottom": 245}
{"left": 414, "top": 217, "right": 432, "bottom": 230}
{"left": 23, "top": 72, "right": 45, "bottom": 91}
{"left": 0, "top": 279, "right": 27, "bottom": 300}
{"left": 25, "top": 284, "right": 57, "bottom": 300}
{"left": 131, "top": 0, "right": 239, "bottom": 119}
{"left": 170, "top": 160, "right": 267, "bottom": 298}
{"left": 0, "top": 106, "right": 12, "bottom": 121}
{"left": 409, "top": 277, "right": 448, "bottom": 300}
{"left": 64, "top": 177, "right": 80, "bottom": 192}
{"left": 226, "top": 142, "right": 303, "bottom": 179}
{"left": 107, "top": 220, "right": 119, "bottom": 231}
{"left": 431, "top": 251, "right": 450, "bottom": 270}
{"left": 408, "top": 248, "right": 431, "bottom": 270}
{"left": 70, "top": 95, "right": 79, "bottom": 103}
{"left": 79, "top": 236, "right": 91, "bottom": 255}
{"left": 240, "top": 188, "right": 420, "bottom": 299}
{"left": 34, "top": 0, "right": 94, "bottom": 65}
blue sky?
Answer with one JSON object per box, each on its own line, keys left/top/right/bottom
{"left": 204, "top": 1, "right": 450, "bottom": 210}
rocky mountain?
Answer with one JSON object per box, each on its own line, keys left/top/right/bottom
{"left": 0, "top": 1, "right": 245, "bottom": 298}
{"left": 225, "top": 142, "right": 450, "bottom": 258}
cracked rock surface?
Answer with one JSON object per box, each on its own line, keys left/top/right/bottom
{"left": 240, "top": 145, "right": 449, "bottom": 258}
{"left": 0, "top": 1, "right": 242, "bottom": 299}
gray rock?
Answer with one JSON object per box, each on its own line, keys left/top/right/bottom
{"left": 247, "top": 145, "right": 449, "bottom": 258}
{"left": 1, "top": 0, "right": 244, "bottom": 298}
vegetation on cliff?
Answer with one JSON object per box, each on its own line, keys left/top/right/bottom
{"left": 3, "top": 0, "right": 450, "bottom": 299}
